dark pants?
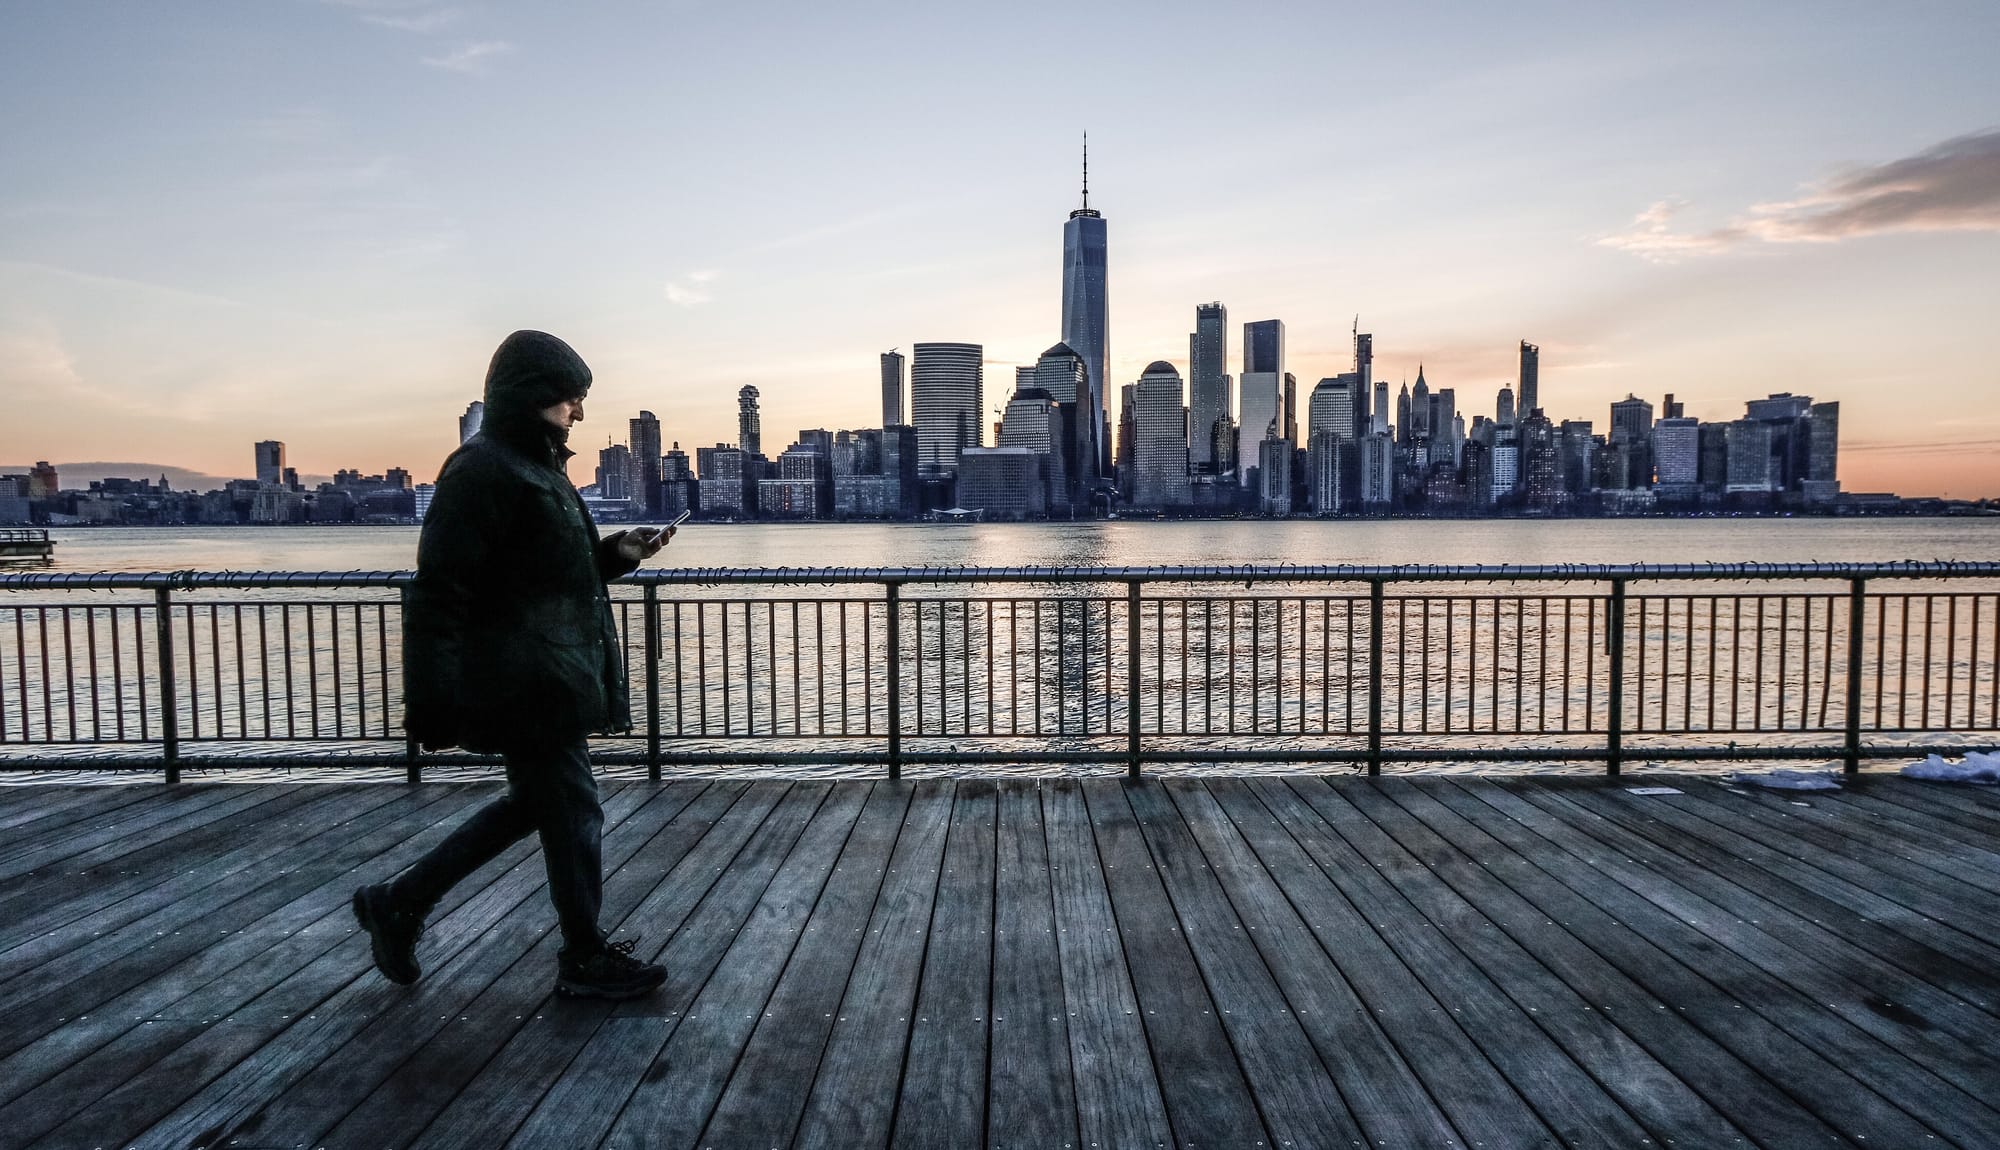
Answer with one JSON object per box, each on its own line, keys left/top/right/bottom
{"left": 390, "top": 737, "right": 605, "bottom": 952}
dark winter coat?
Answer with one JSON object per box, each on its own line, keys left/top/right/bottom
{"left": 403, "top": 331, "right": 640, "bottom": 754}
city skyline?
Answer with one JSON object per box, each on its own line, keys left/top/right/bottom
{"left": 2, "top": 3, "right": 1996, "bottom": 497}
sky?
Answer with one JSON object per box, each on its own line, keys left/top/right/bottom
{"left": 2, "top": 1, "right": 1997, "bottom": 496}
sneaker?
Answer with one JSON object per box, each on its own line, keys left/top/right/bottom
{"left": 556, "top": 937, "right": 666, "bottom": 1000}
{"left": 352, "top": 883, "right": 423, "bottom": 985}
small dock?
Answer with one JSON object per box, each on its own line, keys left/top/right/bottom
{"left": 0, "top": 529, "right": 52, "bottom": 564}
{"left": 2, "top": 773, "right": 1999, "bottom": 1148}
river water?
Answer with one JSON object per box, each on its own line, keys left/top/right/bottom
{"left": 28, "top": 517, "right": 2000, "bottom": 572}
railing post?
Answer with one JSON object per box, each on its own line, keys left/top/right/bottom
{"left": 1367, "top": 579, "right": 1384, "bottom": 778}
{"left": 885, "top": 581, "right": 902, "bottom": 782}
{"left": 399, "top": 585, "right": 420, "bottom": 785}
{"left": 154, "top": 586, "right": 179, "bottom": 784}
{"left": 1608, "top": 578, "right": 1627, "bottom": 777}
{"left": 1845, "top": 577, "right": 1866, "bottom": 776}
{"left": 644, "top": 583, "right": 662, "bottom": 783}
{"left": 1127, "top": 579, "right": 1142, "bottom": 780}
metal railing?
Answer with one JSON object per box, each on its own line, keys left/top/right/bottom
{"left": 3, "top": 563, "right": 1998, "bottom": 780}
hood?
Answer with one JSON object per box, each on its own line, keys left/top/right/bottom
{"left": 480, "top": 330, "right": 592, "bottom": 462}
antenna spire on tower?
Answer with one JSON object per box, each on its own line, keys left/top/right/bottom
{"left": 1081, "top": 130, "right": 1089, "bottom": 210}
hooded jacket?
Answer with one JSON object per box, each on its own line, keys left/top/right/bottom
{"left": 403, "top": 330, "right": 640, "bottom": 753}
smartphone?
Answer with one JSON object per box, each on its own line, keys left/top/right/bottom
{"left": 669, "top": 509, "right": 692, "bottom": 529}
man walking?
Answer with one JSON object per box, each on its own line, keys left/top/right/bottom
{"left": 353, "top": 329, "right": 671, "bottom": 1000}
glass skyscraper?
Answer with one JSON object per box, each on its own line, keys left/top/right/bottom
{"left": 881, "top": 350, "right": 905, "bottom": 427}
{"left": 1189, "top": 302, "right": 1230, "bottom": 475}
{"left": 910, "top": 342, "right": 984, "bottom": 471}
{"left": 1061, "top": 144, "right": 1108, "bottom": 487}
{"left": 1236, "top": 319, "right": 1284, "bottom": 486}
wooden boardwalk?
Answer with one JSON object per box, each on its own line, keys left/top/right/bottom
{"left": 2, "top": 773, "right": 2000, "bottom": 1148}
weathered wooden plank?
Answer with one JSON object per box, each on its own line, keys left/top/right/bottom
{"left": 599, "top": 781, "right": 868, "bottom": 1149}
{"left": 1567, "top": 783, "right": 2000, "bottom": 1028}
{"left": 980, "top": 778, "right": 1078, "bottom": 1150}
{"left": 1167, "top": 781, "right": 1466, "bottom": 1149}
{"left": 0, "top": 783, "right": 471, "bottom": 1109}
{"left": 1423, "top": 776, "right": 1993, "bottom": 1147}
{"left": 1353, "top": 778, "right": 1850, "bottom": 1148}
{"left": 1083, "top": 777, "right": 1268, "bottom": 1148}
{"left": 1205, "top": 779, "right": 1555, "bottom": 1146}
{"left": 224, "top": 782, "right": 712, "bottom": 1147}
{"left": 792, "top": 780, "right": 955, "bottom": 1150}
{"left": 315, "top": 782, "right": 747, "bottom": 1150}
{"left": 1124, "top": 779, "right": 1365, "bottom": 1149}
{"left": 889, "top": 779, "right": 997, "bottom": 1150}
{"left": 409, "top": 780, "right": 794, "bottom": 1150}
{"left": 1514, "top": 780, "right": 2000, "bottom": 1104}
{"left": 0, "top": 783, "right": 331, "bottom": 939}
{"left": 0, "top": 782, "right": 161, "bottom": 834}
{"left": 492, "top": 782, "right": 833, "bottom": 1150}
{"left": 1261, "top": 777, "right": 1653, "bottom": 1147}
{"left": 1859, "top": 777, "right": 2000, "bottom": 833}
{"left": 698, "top": 781, "right": 912, "bottom": 1148}
{"left": 0, "top": 784, "right": 406, "bottom": 986}
{"left": 34, "top": 784, "right": 659, "bottom": 1150}
{"left": 1683, "top": 775, "right": 2000, "bottom": 902}
{"left": 0, "top": 782, "right": 283, "bottom": 884}
{"left": 1306, "top": 779, "right": 1749, "bottom": 1146}
{"left": 0, "top": 783, "right": 310, "bottom": 921}
{"left": 1794, "top": 782, "right": 2000, "bottom": 886}
{"left": 1032, "top": 778, "right": 1173, "bottom": 1150}
{"left": 0, "top": 784, "right": 520, "bottom": 1149}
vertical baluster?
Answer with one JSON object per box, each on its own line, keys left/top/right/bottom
{"left": 1127, "top": 580, "right": 1142, "bottom": 779}
{"left": 112, "top": 606, "right": 126, "bottom": 741}
{"left": 398, "top": 586, "right": 419, "bottom": 783}
{"left": 644, "top": 585, "right": 661, "bottom": 781}
{"left": 1608, "top": 579, "right": 1626, "bottom": 776}
{"left": 1419, "top": 598, "right": 1431, "bottom": 733}
{"left": 155, "top": 587, "right": 179, "bottom": 782}
{"left": 1845, "top": 579, "right": 1866, "bottom": 774}
{"left": 1034, "top": 598, "right": 1044, "bottom": 736}
{"left": 1922, "top": 594, "right": 1938, "bottom": 729}
{"left": 885, "top": 582, "right": 902, "bottom": 780}
{"left": 1367, "top": 580, "right": 1384, "bottom": 777}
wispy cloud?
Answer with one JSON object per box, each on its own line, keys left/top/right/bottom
{"left": 1602, "top": 129, "right": 2000, "bottom": 263}
{"left": 362, "top": 8, "right": 460, "bottom": 33}
{"left": 665, "top": 270, "right": 718, "bottom": 307}
{"left": 422, "top": 40, "right": 515, "bottom": 74}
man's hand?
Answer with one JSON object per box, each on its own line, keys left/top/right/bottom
{"left": 616, "top": 526, "right": 674, "bottom": 564}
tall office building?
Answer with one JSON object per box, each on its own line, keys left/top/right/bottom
{"left": 595, "top": 443, "right": 634, "bottom": 503}
{"left": 1030, "top": 342, "right": 1090, "bottom": 512}
{"left": 1519, "top": 341, "right": 1540, "bottom": 416}
{"left": 1130, "top": 362, "right": 1190, "bottom": 509}
{"left": 1060, "top": 136, "right": 1109, "bottom": 479}
{"left": 1654, "top": 416, "right": 1701, "bottom": 491}
{"left": 1610, "top": 394, "right": 1654, "bottom": 444}
{"left": 629, "top": 411, "right": 662, "bottom": 515}
{"left": 1189, "top": 302, "right": 1229, "bottom": 473}
{"left": 459, "top": 401, "right": 484, "bottom": 444}
{"left": 254, "top": 441, "right": 285, "bottom": 486}
{"left": 1804, "top": 401, "right": 1840, "bottom": 502}
{"left": 880, "top": 350, "right": 906, "bottom": 427}
{"left": 737, "top": 385, "right": 762, "bottom": 456}
{"left": 1408, "top": 367, "right": 1430, "bottom": 445}
{"left": 1237, "top": 319, "right": 1284, "bottom": 486}
{"left": 1308, "top": 374, "right": 1362, "bottom": 440}
{"left": 1373, "top": 380, "right": 1390, "bottom": 435}
{"left": 910, "top": 342, "right": 984, "bottom": 471}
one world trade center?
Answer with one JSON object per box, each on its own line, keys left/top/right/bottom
{"left": 1061, "top": 135, "right": 1109, "bottom": 490}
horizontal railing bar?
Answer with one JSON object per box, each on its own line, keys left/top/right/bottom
{"left": 7, "top": 560, "right": 2000, "bottom": 591}
{"left": 3, "top": 742, "right": 1990, "bottom": 773}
